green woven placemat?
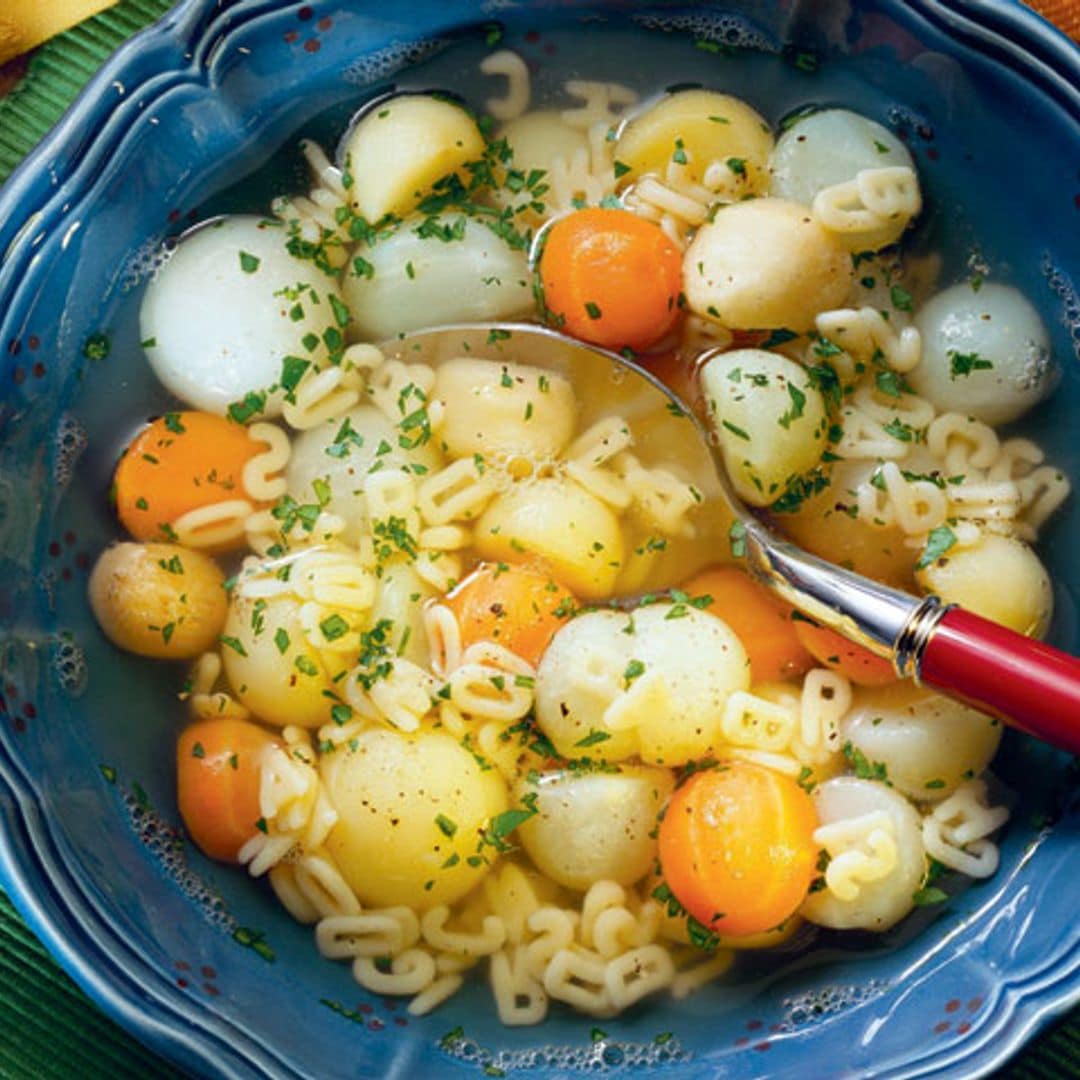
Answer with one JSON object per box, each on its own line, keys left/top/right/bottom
{"left": 0, "top": 0, "right": 173, "bottom": 183}
{"left": 0, "top": 1, "right": 1078, "bottom": 1077}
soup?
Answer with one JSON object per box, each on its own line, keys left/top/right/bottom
{"left": 85, "top": 28, "right": 1068, "bottom": 1026}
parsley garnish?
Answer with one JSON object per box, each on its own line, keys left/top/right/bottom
{"left": 948, "top": 350, "right": 993, "bottom": 378}
{"left": 916, "top": 525, "right": 957, "bottom": 570}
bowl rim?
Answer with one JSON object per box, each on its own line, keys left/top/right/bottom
{"left": 0, "top": 2, "right": 1079, "bottom": 1078}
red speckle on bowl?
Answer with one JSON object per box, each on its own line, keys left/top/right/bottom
{"left": 304, "top": 39, "right": 321, "bottom": 53}
{"left": 176, "top": 977, "right": 189, "bottom": 988}
{"left": 21, "top": 703, "right": 36, "bottom": 720}
{"left": 201, "top": 966, "right": 216, "bottom": 979}
{"left": 284, "top": 30, "right": 298, "bottom": 44}
{"left": 204, "top": 983, "right": 220, "bottom": 996}
{"left": 394, "top": 1017, "right": 408, "bottom": 1027}
{"left": 12, "top": 716, "right": 25, "bottom": 734}
{"left": 175, "top": 961, "right": 190, "bottom": 970}
{"left": 12, "top": 367, "right": 25, "bottom": 385}
{"left": 32, "top": 363, "right": 45, "bottom": 379}
{"left": 27, "top": 336, "right": 39, "bottom": 350}
{"left": 48, "top": 542, "right": 61, "bottom": 557}
{"left": 927, "top": 148, "right": 940, "bottom": 161}
{"left": 75, "top": 552, "right": 91, "bottom": 571}
{"left": 945, "top": 999, "right": 961, "bottom": 1013}
{"left": 746, "top": 1019, "right": 763, "bottom": 1031}
{"left": 957, "top": 1022, "right": 971, "bottom": 1035}
{"left": 359, "top": 1003, "right": 373, "bottom": 1014}
{"left": 934, "top": 1022, "right": 950, "bottom": 1034}
{"left": 167, "top": 209, "right": 181, "bottom": 223}
{"left": 64, "top": 531, "right": 76, "bottom": 545}
{"left": 753, "top": 1042, "right": 771, "bottom": 1052}
{"left": 968, "top": 997, "right": 983, "bottom": 1012}
{"left": 298, "top": 6, "right": 313, "bottom": 20}
{"left": 368, "top": 1019, "right": 383, "bottom": 1031}
{"left": 735, "top": 1037, "right": 749, "bottom": 1047}
{"left": 318, "top": 17, "right": 333, "bottom": 31}
{"left": 525, "top": 29, "right": 541, "bottom": 42}
{"left": 61, "top": 568, "right": 73, "bottom": 582}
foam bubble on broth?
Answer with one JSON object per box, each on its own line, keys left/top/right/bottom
{"left": 122, "top": 787, "right": 238, "bottom": 932}
{"left": 781, "top": 979, "right": 890, "bottom": 1030}
{"left": 50, "top": 635, "right": 87, "bottom": 697}
{"left": 1041, "top": 252, "right": 1080, "bottom": 360}
{"left": 440, "top": 1032, "right": 690, "bottom": 1073}
{"left": 343, "top": 37, "right": 450, "bottom": 88}
{"left": 52, "top": 412, "right": 87, "bottom": 487}
{"left": 119, "top": 232, "right": 174, "bottom": 294}
{"left": 631, "top": 11, "right": 778, "bottom": 53}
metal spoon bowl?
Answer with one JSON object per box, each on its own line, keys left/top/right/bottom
{"left": 386, "top": 322, "right": 1080, "bottom": 754}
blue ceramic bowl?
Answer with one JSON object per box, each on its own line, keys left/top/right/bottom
{"left": 1, "top": 2, "right": 1078, "bottom": 1077}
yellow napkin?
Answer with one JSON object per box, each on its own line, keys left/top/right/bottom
{"left": 0, "top": 0, "right": 119, "bottom": 64}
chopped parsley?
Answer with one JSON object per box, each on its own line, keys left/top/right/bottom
{"left": 948, "top": 350, "right": 993, "bottom": 378}
{"left": 435, "top": 813, "right": 458, "bottom": 838}
{"left": 916, "top": 525, "right": 957, "bottom": 570}
{"left": 574, "top": 730, "right": 612, "bottom": 748}
{"left": 889, "top": 285, "right": 913, "bottom": 311}
{"left": 842, "top": 740, "right": 889, "bottom": 782}
{"left": 778, "top": 382, "right": 807, "bottom": 428}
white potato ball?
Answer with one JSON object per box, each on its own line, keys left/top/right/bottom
{"left": 630, "top": 605, "right": 750, "bottom": 766}
{"left": 88, "top": 542, "right": 227, "bottom": 659}
{"left": 285, "top": 405, "right": 442, "bottom": 543}
{"left": 342, "top": 94, "right": 485, "bottom": 223}
{"left": 516, "top": 766, "right": 674, "bottom": 891}
{"left": 683, "top": 198, "right": 852, "bottom": 330}
{"left": 915, "top": 532, "right": 1052, "bottom": 637}
{"left": 474, "top": 477, "right": 624, "bottom": 599}
{"left": 501, "top": 110, "right": 589, "bottom": 171}
{"left": 801, "top": 776, "right": 926, "bottom": 931}
{"left": 221, "top": 592, "right": 341, "bottom": 729}
{"left": 842, "top": 685, "right": 1002, "bottom": 802}
{"left": 770, "top": 109, "right": 918, "bottom": 251}
{"left": 534, "top": 604, "right": 750, "bottom": 766}
{"left": 777, "top": 459, "right": 916, "bottom": 589}
{"left": 342, "top": 217, "right": 533, "bottom": 340}
{"left": 432, "top": 357, "right": 576, "bottom": 461}
{"left": 321, "top": 727, "right": 509, "bottom": 908}
{"left": 700, "top": 348, "right": 828, "bottom": 507}
{"left": 141, "top": 215, "right": 342, "bottom": 417}
{"left": 616, "top": 89, "right": 774, "bottom": 192}
{"left": 533, "top": 610, "right": 641, "bottom": 763}
{"left": 497, "top": 110, "right": 588, "bottom": 218}
{"left": 909, "top": 282, "right": 1055, "bottom": 424}
{"left": 370, "top": 561, "right": 435, "bottom": 669}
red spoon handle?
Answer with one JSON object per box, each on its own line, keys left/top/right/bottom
{"left": 919, "top": 607, "right": 1080, "bottom": 755}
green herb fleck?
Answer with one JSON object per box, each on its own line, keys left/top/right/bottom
{"left": 916, "top": 525, "right": 957, "bottom": 570}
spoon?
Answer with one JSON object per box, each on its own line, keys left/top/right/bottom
{"left": 386, "top": 322, "right": 1080, "bottom": 755}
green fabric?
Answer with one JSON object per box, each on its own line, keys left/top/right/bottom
{"left": 0, "top": 1, "right": 1076, "bottom": 1075}
{"left": 0, "top": 889, "right": 185, "bottom": 1079}
{"left": 0, "top": 0, "right": 174, "bottom": 183}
